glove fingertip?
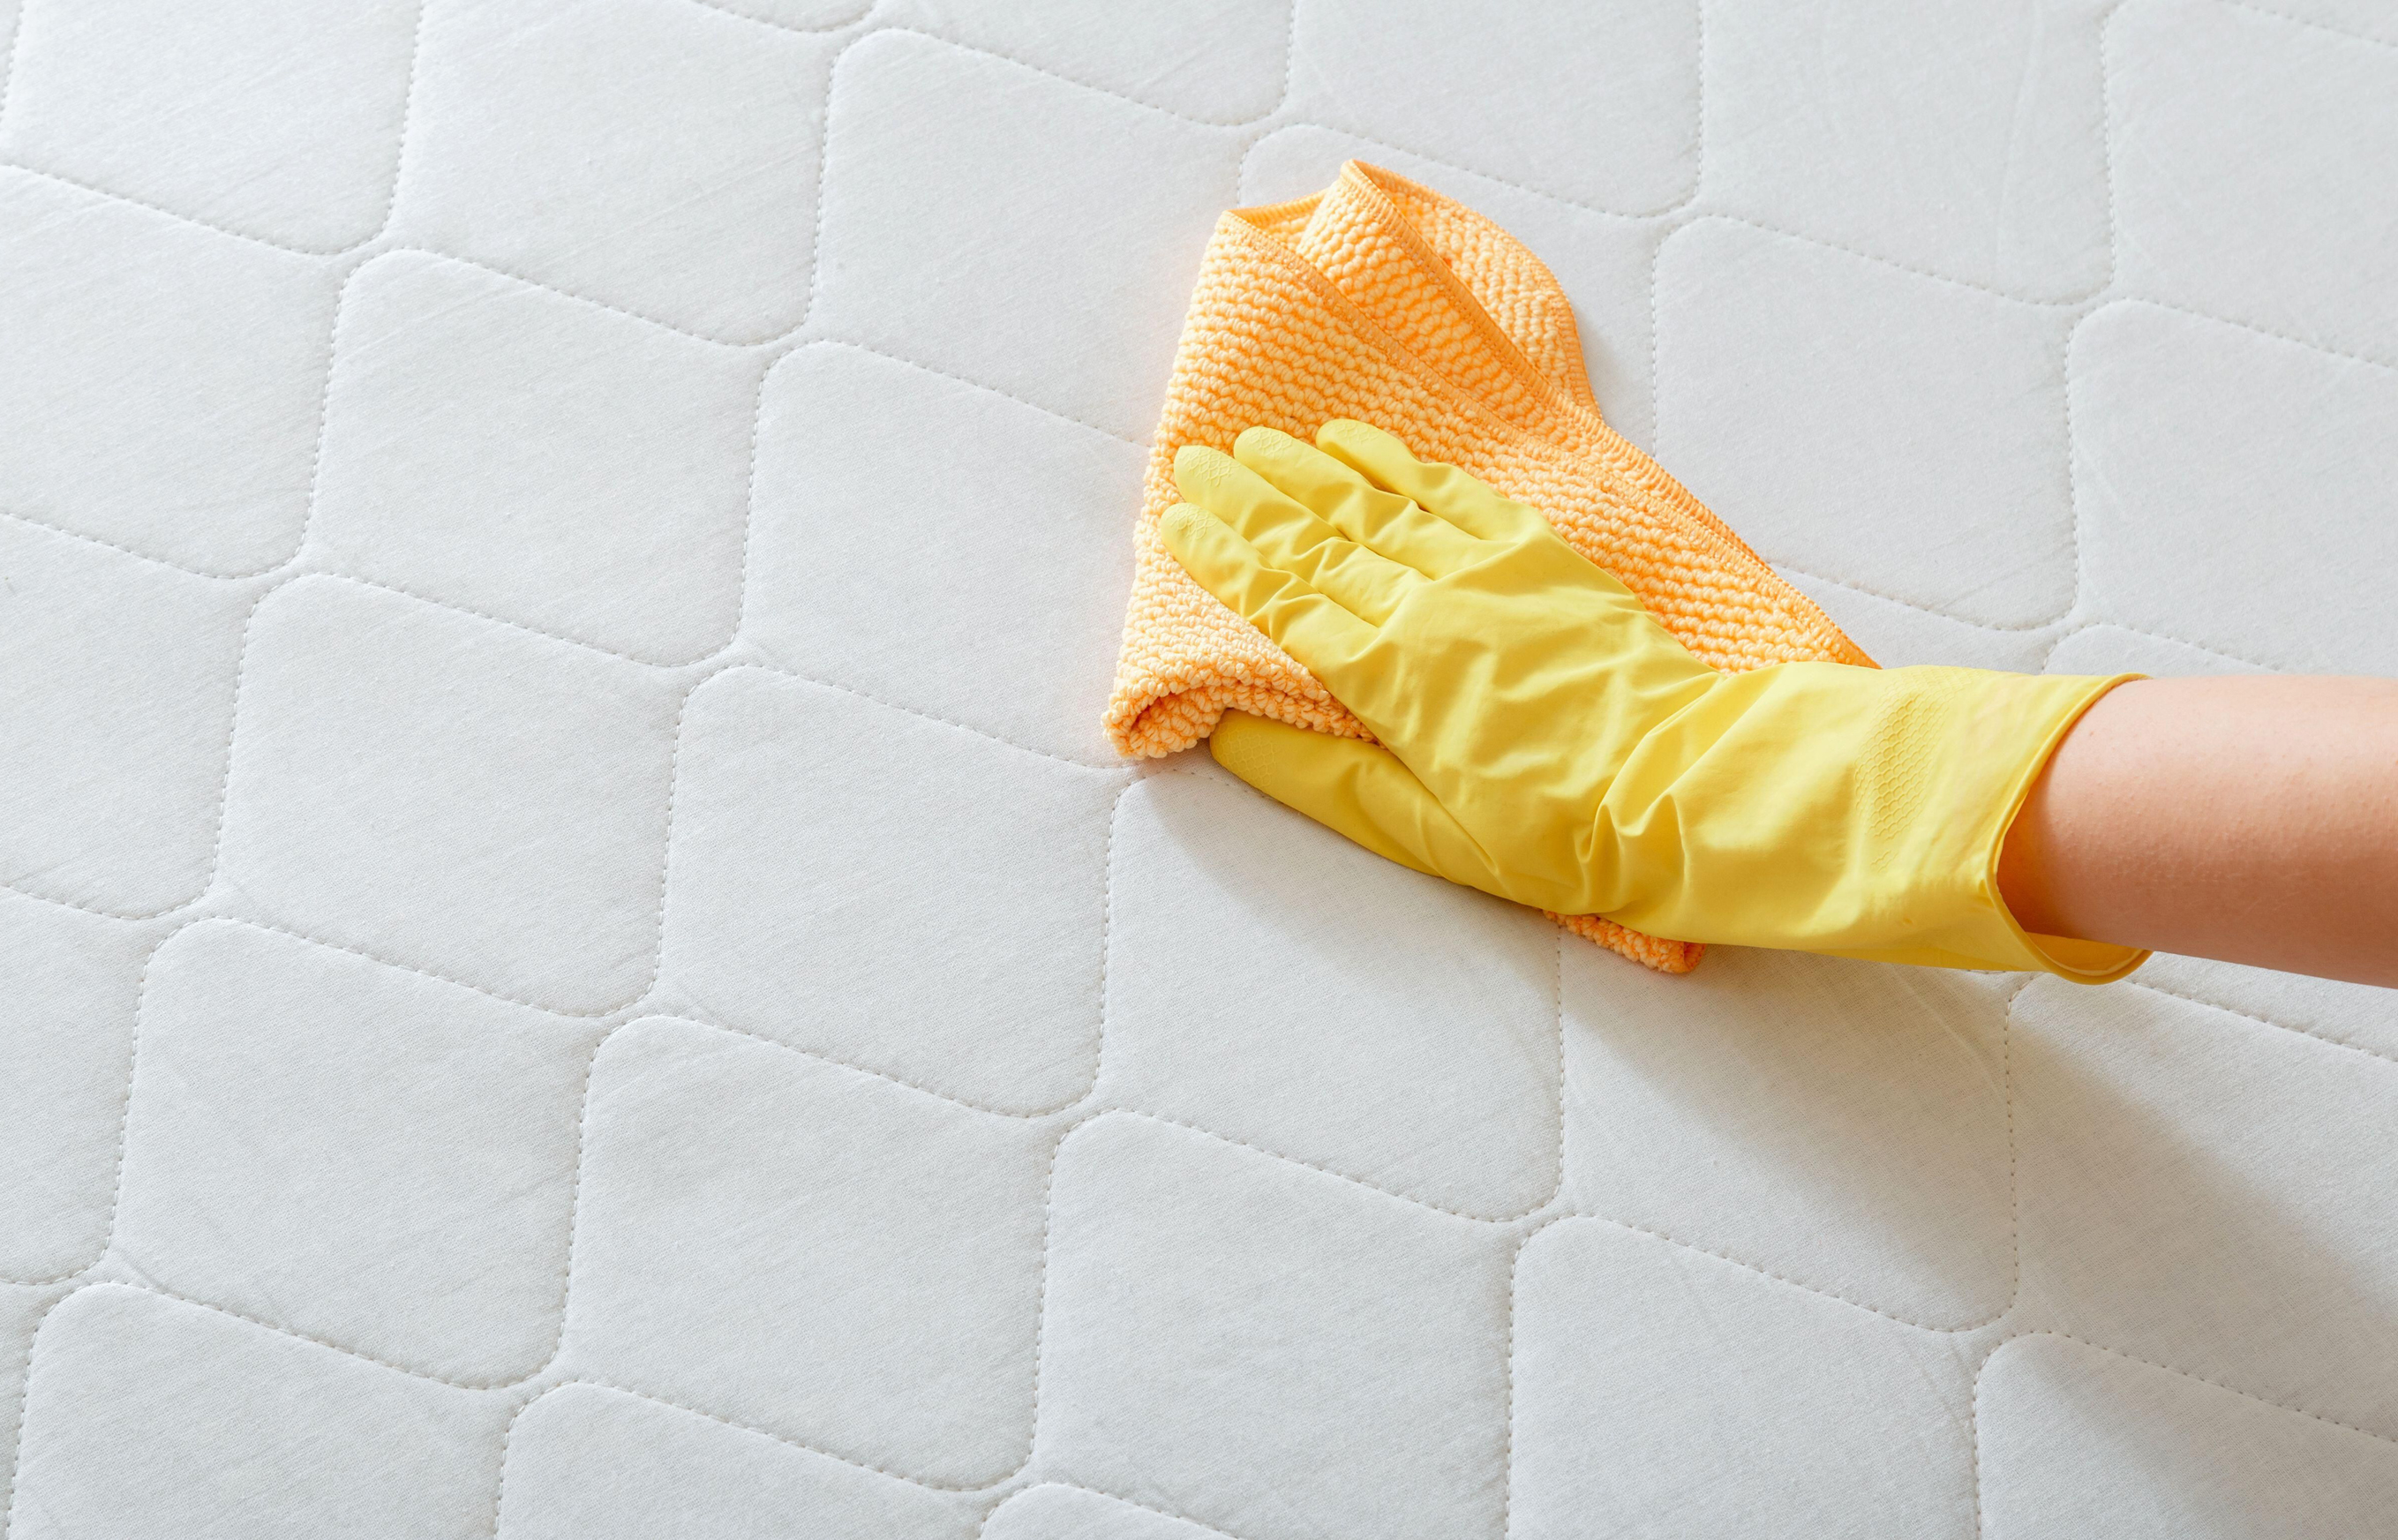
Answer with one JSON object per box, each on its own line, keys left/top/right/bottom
{"left": 1207, "top": 711, "right": 1459, "bottom": 886}
{"left": 1170, "top": 443, "right": 1233, "bottom": 503}
{"left": 1316, "top": 428, "right": 1433, "bottom": 516}
{"left": 1314, "top": 417, "right": 1397, "bottom": 449}
{"left": 1157, "top": 500, "right": 1228, "bottom": 569}
{"left": 1207, "top": 705, "right": 1306, "bottom": 776}
{"left": 1158, "top": 496, "right": 1205, "bottom": 536}
{"left": 1231, "top": 424, "right": 1304, "bottom": 460}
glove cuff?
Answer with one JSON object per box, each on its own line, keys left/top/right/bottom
{"left": 1976, "top": 673, "right": 2151, "bottom": 982}
{"left": 1596, "top": 665, "right": 2149, "bottom": 980}
{"left": 1824, "top": 667, "right": 2150, "bottom": 980}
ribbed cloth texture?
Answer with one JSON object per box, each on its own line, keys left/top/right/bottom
{"left": 1106, "top": 162, "right": 1874, "bottom": 974}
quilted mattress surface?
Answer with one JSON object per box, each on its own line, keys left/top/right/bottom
{"left": 4, "top": 0, "right": 2397, "bottom": 1535}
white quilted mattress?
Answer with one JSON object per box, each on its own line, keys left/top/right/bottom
{"left": 4, "top": 1, "right": 2396, "bottom": 1535}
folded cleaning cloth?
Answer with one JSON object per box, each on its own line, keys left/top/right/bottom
{"left": 1105, "top": 162, "right": 1874, "bottom": 974}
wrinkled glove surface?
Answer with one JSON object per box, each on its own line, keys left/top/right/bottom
{"left": 1164, "top": 421, "right": 2146, "bottom": 980}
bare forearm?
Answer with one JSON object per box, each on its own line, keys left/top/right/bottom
{"left": 1997, "top": 676, "right": 2398, "bottom": 987}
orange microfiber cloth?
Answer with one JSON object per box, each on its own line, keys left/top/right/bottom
{"left": 1106, "top": 162, "right": 1873, "bottom": 974}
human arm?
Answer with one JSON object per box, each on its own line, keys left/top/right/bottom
{"left": 1161, "top": 419, "right": 2395, "bottom": 988}
{"left": 1998, "top": 675, "right": 2398, "bottom": 987}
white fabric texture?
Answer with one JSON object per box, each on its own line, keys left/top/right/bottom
{"left": 2, "top": 1, "right": 2394, "bottom": 1535}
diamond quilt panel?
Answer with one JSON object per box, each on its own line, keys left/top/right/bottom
{"left": 2, "top": 1, "right": 2393, "bottom": 1535}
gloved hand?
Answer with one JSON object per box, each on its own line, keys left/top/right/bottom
{"left": 1161, "top": 420, "right": 2146, "bottom": 980}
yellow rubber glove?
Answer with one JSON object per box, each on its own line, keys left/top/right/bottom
{"left": 1160, "top": 421, "right": 2147, "bottom": 980}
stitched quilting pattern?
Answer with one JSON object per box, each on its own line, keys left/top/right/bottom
{"left": 2, "top": 0, "right": 2394, "bottom": 1535}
